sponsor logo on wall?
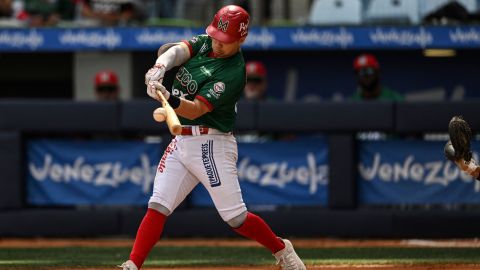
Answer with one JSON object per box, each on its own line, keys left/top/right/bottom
{"left": 358, "top": 141, "right": 480, "bottom": 204}
{"left": 27, "top": 140, "right": 161, "bottom": 205}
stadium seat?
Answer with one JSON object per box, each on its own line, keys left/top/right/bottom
{"left": 363, "top": 0, "right": 420, "bottom": 25}
{"left": 308, "top": 0, "right": 362, "bottom": 25}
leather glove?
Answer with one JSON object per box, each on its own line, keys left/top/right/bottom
{"left": 145, "top": 63, "right": 166, "bottom": 85}
{"left": 444, "top": 141, "right": 457, "bottom": 162}
{"left": 448, "top": 115, "right": 472, "bottom": 161}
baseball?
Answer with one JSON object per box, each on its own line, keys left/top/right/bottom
{"left": 153, "top": 107, "right": 167, "bottom": 122}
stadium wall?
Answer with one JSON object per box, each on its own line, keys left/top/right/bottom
{"left": 1, "top": 100, "right": 480, "bottom": 238}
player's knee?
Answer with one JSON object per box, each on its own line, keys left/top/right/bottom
{"left": 226, "top": 211, "right": 248, "bottom": 228}
{"left": 148, "top": 202, "right": 171, "bottom": 216}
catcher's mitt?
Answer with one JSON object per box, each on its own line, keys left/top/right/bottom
{"left": 448, "top": 115, "right": 472, "bottom": 162}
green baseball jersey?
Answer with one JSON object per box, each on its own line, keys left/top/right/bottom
{"left": 351, "top": 87, "right": 404, "bottom": 101}
{"left": 171, "top": 34, "right": 245, "bottom": 132}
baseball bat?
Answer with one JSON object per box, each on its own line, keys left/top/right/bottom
{"left": 156, "top": 90, "right": 182, "bottom": 135}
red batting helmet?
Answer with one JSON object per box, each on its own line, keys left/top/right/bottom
{"left": 206, "top": 5, "right": 250, "bottom": 43}
{"left": 353, "top": 54, "right": 380, "bottom": 70}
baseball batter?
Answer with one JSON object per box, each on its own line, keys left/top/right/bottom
{"left": 119, "top": 5, "right": 306, "bottom": 270}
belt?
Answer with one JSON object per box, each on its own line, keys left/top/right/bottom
{"left": 180, "top": 126, "right": 229, "bottom": 136}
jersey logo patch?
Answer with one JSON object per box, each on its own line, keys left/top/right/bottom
{"left": 201, "top": 140, "right": 221, "bottom": 187}
{"left": 199, "top": 43, "right": 208, "bottom": 54}
{"left": 217, "top": 18, "right": 229, "bottom": 32}
{"left": 200, "top": 66, "right": 212, "bottom": 77}
{"left": 213, "top": 82, "right": 225, "bottom": 94}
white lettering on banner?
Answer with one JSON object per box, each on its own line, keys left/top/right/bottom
{"left": 449, "top": 27, "right": 480, "bottom": 44}
{"left": 136, "top": 29, "right": 195, "bottom": 45}
{"left": 359, "top": 153, "right": 480, "bottom": 192}
{"left": 369, "top": 28, "right": 432, "bottom": 47}
{"left": 244, "top": 28, "right": 275, "bottom": 49}
{"left": 290, "top": 28, "right": 354, "bottom": 48}
{"left": 28, "top": 154, "right": 156, "bottom": 194}
{"left": 59, "top": 29, "right": 121, "bottom": 49}
{"left": 237, "top": 153, "right": 328, "bottom": 194}
{"left": 0, "top": 30, "right": 43, "bottom": 49}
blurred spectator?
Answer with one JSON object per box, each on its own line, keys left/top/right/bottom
{"left": 0, "top": 0, "right": 13, "bottom": 17}
{"left": 423, "top": 1, "right": 480, "bottom": 25}
{"left": 244, "top": 60, "right": 269, "bottom": 101}
{"left": 56, "top": 0, "right": 77, "bottom": 20}
{"left": 351, "top": 53, "right": 403, "bottom": 101}
{"left": 94, "top": 70, "right": 120, "bottom": 101}
{"left": 20, "top": 0, "right": 77, "bottom": 27}
{"left": 80, "top": 0, "right": 145, "bottom": 26}
{"left": 221, "top": 0, "right": 250, "bottom": 15}
{"left": 152, "top": 0, "right": 175, "bottom": 19}
{"left": 0, "top": 0, "right": 26, "bottom": 27}
{"left": 23, "top": 0, "right": 59, "bottom": 26}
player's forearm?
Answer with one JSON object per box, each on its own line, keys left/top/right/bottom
{"left": 172, "top": 97, "right": 209, "bottom": 120}
{"left": 155, "top": 44, "right": 190, "bottom": 71}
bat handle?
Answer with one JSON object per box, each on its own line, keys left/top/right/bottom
{"left": 156, "top": 90, "right": 169, "bottom": 105}
{"left": 154, "top": 89, "right": 182, "bottom": 136}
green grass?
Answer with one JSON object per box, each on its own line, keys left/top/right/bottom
{"left": 0, "top": 246, "right": 478, "bottom": 268}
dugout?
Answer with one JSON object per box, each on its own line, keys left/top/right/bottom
{"left": 0, "top": 101, "right": 479, "bottom": 238}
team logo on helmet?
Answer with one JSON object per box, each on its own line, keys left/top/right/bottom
{"left": 217, "top": 18, "right": 229, "bottom": 32}
{"left": 238, "top": 19, "right": 249, "bottom": 36}
{"left": 213, "top": 82, "right": 225, "bottom": 94}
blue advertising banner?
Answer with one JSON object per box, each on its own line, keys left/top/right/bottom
{"left": 2, "top": 26, "right": 480, "bottom": 52}
{"left": 190, "top": 137, "right": 329, "bottom": 206}
{"left": 27, "top": 139, "right": 162, "bottom": 205}
{"left": 358, "top": 140, "right": 480, "bottom": 204}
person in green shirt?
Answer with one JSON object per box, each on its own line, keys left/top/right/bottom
{"left": 351, "top": 53, "right": 404, "bottom": 101}
{"left": 119, "top": 5, "right": 305, "bottom": 270}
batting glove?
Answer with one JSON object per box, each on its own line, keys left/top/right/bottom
{"left": 147, "top": 81, "right": 170, "bottom": 101}
{"left": 145, "top": 63, "right": 166, "bottom": 85}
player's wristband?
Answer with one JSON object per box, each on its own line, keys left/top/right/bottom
{"left": 168, "top": 95, "right": 181, "bottom": 109}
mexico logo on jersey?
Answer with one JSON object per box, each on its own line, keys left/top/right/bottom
{"left": 176, "top": 67, "right": 198, "bottom": 95}
{"left": 208, "top": 82, "right": 225, "bottom": 99}
{"left": 217, "top": 18, "right": 229, "bottom": 32}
